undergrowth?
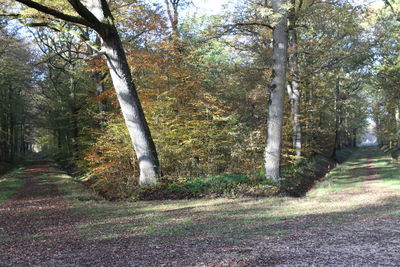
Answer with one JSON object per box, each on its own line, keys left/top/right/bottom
{"left": 79, "top": 148, "right": 356, "bottom": 201}
{"left": 0, "top": 162, "right": 13, "bottom": 175}
{"left": 128, "top": 174, "right": 279, "bottom": 201}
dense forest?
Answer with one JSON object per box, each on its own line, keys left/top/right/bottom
{"left": 0, "top": 0, "right": 399, "bottom": 200}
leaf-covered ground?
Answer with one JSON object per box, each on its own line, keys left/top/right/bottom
{"left": 0, "top": 147, "right": 399, "bottom": 266}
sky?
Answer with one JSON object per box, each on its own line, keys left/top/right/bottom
{"left": 148, "top": 0, "right": 228, "bottom": 16}
{"left": 354, "top": 0, "right": 385, "bottom": 8}
{"left": 187, "top": 0, "right": 227, "bottom": 15}
{"left": 156, "top": 0, "right": 386, "bottom": 19}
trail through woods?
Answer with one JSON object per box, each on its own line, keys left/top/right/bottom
{"left": 0, "top": 147, "right": 399, "bottom": 266}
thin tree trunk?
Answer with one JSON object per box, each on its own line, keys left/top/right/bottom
{"left": 8, "top": 85, "right": 15, "bottom": 162}
{"left": 332, "top": 77, "right": 341, "bottom": 160}
{"left": 287, "top": 82, "right": 301, "bottom": 156}
{"left": 164, "top": 0, "right": 180, "bottom": 38}
{"left": 69, "top": 75, "right": 79, "bottom": 155}
{"left": 376, "top": 117, "right": 382, "bottom": 146}
{"left": 395, "top": 105, "right": 400, "bottom": 147}
{"left": 88, "top": 34, "right": 107, "bottom": 128}
{"left": 353, "top": 128, "right": 357, "bottom": 147}
{"left": 287, "top": 0, "right": 302, "bottom": 159}
{"left": 93, "top": 70, "right": 107, "bottom": 128}
{"left": 264, "top": 0, "right": 289, "bottom": 182}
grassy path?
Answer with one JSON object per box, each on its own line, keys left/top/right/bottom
{"left": 0, "top": 147, "right": 399, "bottom": 266}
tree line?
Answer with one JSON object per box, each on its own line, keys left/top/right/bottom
{"left": 0, "top": 0, "right": 398, "bottom": 198}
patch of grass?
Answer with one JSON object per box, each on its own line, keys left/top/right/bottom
{"left": 372, "top": 155, "right": 400, "bottom": 191}
{"left": 0, "top": 168, "right": 25, "bottom": 202}
{"left": 280, "top": 148, "right": 356, "bottom": 197}
{"left": 42, "top": 172, "right": 102, "bottom": 201}
{"left": 0, "top": 236, "right": 11, "bottom": 243}
{"left": 62, "top": 148, "right": 399, "bottom": 254}
{"left": 308, "top": 149, "right": 370, "bottom": 197}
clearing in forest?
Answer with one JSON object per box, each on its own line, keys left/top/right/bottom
{"left": 0, "top": 147, "right": 399, "bottom": 266}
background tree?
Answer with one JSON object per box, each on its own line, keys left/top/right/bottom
{"left": 0, "top": 26, "right": 35, "bottom": 172}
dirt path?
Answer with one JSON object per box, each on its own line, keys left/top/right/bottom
{"left": 0, "top": 148, "right": 399, "bottom": 266}
{"left": 0, "top": 162, "right": 84, "bottom": 266}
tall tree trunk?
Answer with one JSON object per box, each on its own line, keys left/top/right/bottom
{"left": 0, "top": 88, "right": 6, "bottom": 162}
{"left": 69, "top": 75, "right": 79, "bottom": 156}
{"left": 264, "top": 0, "right": 289, "bottom": 182}
{"left": 332, "top": 77, "right": 341, "bottom": 160}
{"left": 94, "top": 70, "right": 107, "bottom": 128}
{"left": 352, "top": 128, "right": 357, "bottom": 148}
{"left": 15, "top": 0, "right": 161, "bottom": 185}
{"left": 101, "top": 29, "right": 160, "bottom": 185}
{"left": 395, "top": 105, "right": 400, "bottom": 147}
{"left": 7, "top": 85, "right": 14, "bottom": 162}
{"left": 164, "top": 0, "right": 180, "bottom": 38}
{"left": 376, "top": 117, "right": 382, "bottom": 146}
{"left": 87, "top": 34, "right": 107, "bottom": 128}
{"left": 80, "top": 0, "right": 161, "bottom": 185}
{"left": 287, "top": 1, "right": 302, "bottom": 159}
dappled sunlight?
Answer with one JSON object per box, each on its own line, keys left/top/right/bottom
{"left": 1, "top": 146, "right": 399, "bottom": 266}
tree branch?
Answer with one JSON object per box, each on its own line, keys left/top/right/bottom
{"left": 67, "top": 0, "right": 102, "bottom": 26}
{"left": 100, "top": 0, "right": 114, "bottom": 19}
{"left": 15, "top": 0, "right": 91, "bottom": 27}
{"left": 23, "top": 20, "right": 102, "bottom": 52}
{"left": 227, "top": 22, "right": 274, "bottom": 30}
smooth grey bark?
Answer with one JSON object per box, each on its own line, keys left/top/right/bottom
{"left": 84, "top": 0, "right": 160, "bottom": 185}
{"left": 287, "top": 1, "right": 302, "bottom": 158}
{"left": 287, "top": 80, "right": 301, "bottom": 157}
{"left": 101, "top": 28, "right": 160, "bottom": 185}
{"left": 14, "top": 0, "right": 160, "bottom": 185}
{"left": 264, "top": 0, "right": 289, "bottom": 182}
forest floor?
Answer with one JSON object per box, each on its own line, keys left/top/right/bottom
{"left": 0, "top": 147, "right": 399, "bottom": 266}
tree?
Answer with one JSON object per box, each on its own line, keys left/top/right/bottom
{"left": 9, "top": 0, "right": 160, "bottom": 185}
{"left": 0, "top": 28, "right": 35, "bottom": 164}
{"left": 264, "top": 0, "right": 289, "bottom": 182}
{"left": 287, "top": 0, "right": 302, "bottom": 159}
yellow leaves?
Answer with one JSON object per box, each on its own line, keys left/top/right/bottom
{"left": 19, "top": 0, "right": 77, "bottom": 19}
